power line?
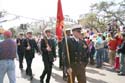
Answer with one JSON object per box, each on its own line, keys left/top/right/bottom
{"left": 0, "top": 20, "right": 7, "bottom": 23}
{"left": 0, "top": 11, "right": 45, "bottom": 24}
{"left": 0, "top": 16, "right": 20, "bottom": 23}
{"left": 6, "top": 12, "right": 44, "bottom": 21}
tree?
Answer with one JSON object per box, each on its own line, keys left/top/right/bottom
{"left": 91, "top": 0, "right": 125, "bottom": 25}
{"left": 79, "top": 0, "right": 125, "bottom": 32}
{"left": 79, "top": 12, "right": 106, "bottom": 32}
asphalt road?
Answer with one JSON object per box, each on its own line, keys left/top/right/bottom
{"left": 4, "top": 54, "right": 125, "bottom": 83}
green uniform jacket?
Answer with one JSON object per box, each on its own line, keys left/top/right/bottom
{"left": 63, "top": 37, "right": 89, "bottom": 68}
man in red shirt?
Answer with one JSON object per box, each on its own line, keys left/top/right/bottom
{"left": 114, "top": 34, "right": 123, "bottom": 72}
{"left": 108, "top": 36, "right": 118, "bottom": 68}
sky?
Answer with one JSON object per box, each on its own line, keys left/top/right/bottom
{"left": 0, "top": 0, "right": 119, "bottom": 29}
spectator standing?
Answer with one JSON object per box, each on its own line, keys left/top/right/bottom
{"left": 0, "top": 30, "right": 17, "bottom": 83}
{"left": 117, "top": 32, "right": 125, "bottom": 76}
{"left": 108, "top": 36, "right": 118, "bottom": 69}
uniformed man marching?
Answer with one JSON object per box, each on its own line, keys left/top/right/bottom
{"left": 63, "top": 25, "right": 88, "bottom": 83}
{"left": 40, "top": 28, "right": 56, "bottom": 83}
{"left": 62, "top": 28, "right": 72, "bottom": 81}
{"left": 58, "top": 37, "right": 63, "bottom": 69}
{"left": 23, "top": 31, "right": 39, "bottom": 80}
{"left": 16, "top": 32, "right": 25, "bottom": 71}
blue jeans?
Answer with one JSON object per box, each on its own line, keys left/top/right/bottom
{"left": 102, "top": 48, "right": 109, "bottom": 62}
{"left": 0, "top": 60, "right": 16, "bottom": 83}
{"left": 96, "top": 48, "right": 104, "bottom": 67}
{"left": 120, "top": 53, "right": 125, "bottom": 74}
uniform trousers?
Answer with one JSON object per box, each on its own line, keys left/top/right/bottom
{"left": 40, "top": 60, "right": 53, "bottom": 83}
{"left": 58, "top": 42, "right": 63, "bottom": 68}
{"left": 67, "top": 63, "right": 86, "bottom": 83}
{"left": 17, "top": 52, "right": 24, "bottom": 69}
{"left": 25, "top": 55, "right": 33, "bottom": 76}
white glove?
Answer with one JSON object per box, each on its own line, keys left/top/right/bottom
{"left": 26, "top": 46, "right": 31, "bottom": 50}
{"left": 67, "top": 67, "right": 72, "bottom": 74}
{"left": 46, "top": 46, "right": 52, "bottom": 51}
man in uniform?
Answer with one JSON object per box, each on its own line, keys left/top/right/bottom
{"left": 16, "top": 32, "right": 25, "bottom": 71}
{"left": 62, "top": 28, "right": 72, "bottom": 81}
{"left": 63, "top": 25, "right": 88, "bottom": 83}
{"left": 58, "top": 36, "right": 63, "bottom": 69}
{"left": 40, "top": 28, "right": 56, "bottom": 83}
{"left": 23, "top": 31, "right": 39, "bottom": 80}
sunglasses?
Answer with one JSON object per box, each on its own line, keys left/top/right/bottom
{"left": 76, "top": 30, "right": 81, "bottom": 33}
{"left": 27, "top": 32, "right": 32, "bottom": 35}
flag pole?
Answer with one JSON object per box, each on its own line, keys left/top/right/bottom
{"left": 56, "top": 0, "right": 73, "bottom": 82}
{"left": 63, "top": 26, "right": 73, "bottom": 83}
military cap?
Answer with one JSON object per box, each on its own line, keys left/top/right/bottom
{"left": 63, "top": 28, "right": 71, "bottom": 33}
{"left": 44, "top": 27, "right": 51, "bottom": 33}
{"left": 26, "top": 30, "right": 33, "bottom": 34}
{"left": 65, "top": 28, "right": 71, "bottom": 31}
{"left": 72, "top": 25, "right": 82, "bottom": 32}
{"left": 19, "top": 32, "right": 24, "bottom": 35}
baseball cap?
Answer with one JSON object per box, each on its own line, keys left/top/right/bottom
{"left": 3, "top": 30, "right": 12, "bottom": 37}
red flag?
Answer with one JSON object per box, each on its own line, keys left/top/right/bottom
{"left": 56, "top": 0, "right": 64, "bottom": 41}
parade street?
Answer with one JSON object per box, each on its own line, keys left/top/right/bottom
{"left": 4, "top": 54, "right": 125, "bottom": 83}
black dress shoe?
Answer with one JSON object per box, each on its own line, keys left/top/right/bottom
{"left": 30, "top": 76, "right": 33, "bottom": 80}
{"left": 63, "top": 77, "right": 67, "bottom": 81}
{"left": 46, "top": 80, "right": 50, "bottom": 83}
{"left": 40, "top": 79, "right": 44, "bottom": 83}
{"left": 118, "top": 73, "right": 125, "bottom": 76}
{"left": 20, "top": 68, "right": 23, "bottom": 72}
{"left": 26, "top": 72, "right": 29, "bottom": 76}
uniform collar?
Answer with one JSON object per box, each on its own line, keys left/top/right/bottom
{"left": 73, "top": 36, "right": 79, "bottom": 42}
{"left": 46, "top": 36, "right": 51, "bottom": 39}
